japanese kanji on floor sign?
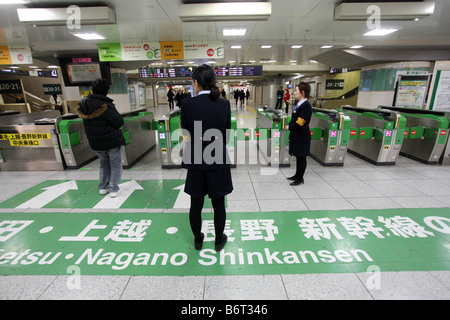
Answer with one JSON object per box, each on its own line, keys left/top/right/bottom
{"left": 1, "top": 208, "right": 449, "bottom": 276}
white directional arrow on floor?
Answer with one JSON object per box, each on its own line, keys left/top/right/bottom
{"left": 16, "top": 180, "right": 78, "bottom": 209}
{"left": 93, "top": 180, "right": 144, "bottom": 209}
{"left": 173, "top": 184, "right": 190, "bottom": 209}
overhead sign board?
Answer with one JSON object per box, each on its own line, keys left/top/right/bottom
{"left": 98, "top": 41, "right": 225, "bottom": 62}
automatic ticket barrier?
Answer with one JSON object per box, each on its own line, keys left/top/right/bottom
{"left": 56, "top": 114, "right": 96, "bottom": 169}
{"left": 121, "top": 109, "right": 156, "bottom": 168}
{"left": 340, "top": 106, "right": 406, "bottom": 165}
{"left": 256, "top": 106, "right": 290, "bottom": 167}
{"left": 379, "top": 106, "right": 450, "bottom": 165}
{"left": 309, "top": 108, "right": 351, "bottom": 166}
{"left": 156, "top": 110, "right": 237, "bottom": 168}
{"left": 156, "top": 110, "right": 183, "bottom": 168}
{"left": 0, "top": 110, "right": 64, "bottom": 170}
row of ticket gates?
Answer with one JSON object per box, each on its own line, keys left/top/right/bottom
{"left": 156, "top": 105, "right": 450, "bottom": 168}
{"left": 0, "top": 108, "right": 156, "bottom": 171}
{"left": 1, "top": 105, "right": 450, "bottom": 171}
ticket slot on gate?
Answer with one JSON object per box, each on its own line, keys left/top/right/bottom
{"left": 378, "top": 105, "right": 450, "bottom": 165}
{"left": 309, "top": 108, "right": 351, "bottom": 166}
{"left": 340, "top": 106, "right": 406, "bottom": 165}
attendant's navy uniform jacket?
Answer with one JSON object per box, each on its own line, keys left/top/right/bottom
{"left": 288, "top": 99, "right": 312, "bottom": 157}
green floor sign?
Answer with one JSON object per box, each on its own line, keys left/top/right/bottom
{"left": 1, "top": 208, "right": 449, "bottom": 276}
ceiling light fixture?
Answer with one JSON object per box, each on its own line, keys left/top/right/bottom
{"left": 291, "top": 45, "right": 303, "bottom": 48}
{"left": 0, "top": 0, "right": 29, "bottom": 4}
{"left": 179, "top": 2, "right": 272, "bottom": 22}
{"left": 231, "top": 45, "right": 242, "bottom": 49}
{"left": 364, "top": 28, "right": 398, "bottom": 36}
{"left": 321, "top": 45, "right": 333, "bottom": 48}
{"left": 72, "top": 33, "right": 106, "bottom": 40}
{"left": 223, "top": 28, "right": 247, "bottom": 36}
{"left": 261, "top": 45, "right": 272, "bottom": 48}
{"left": 334, "top": 1, "right": 435, "bottom": 21}
{"left": 350, "top": 45, "right": 363, "bottom": 49}
{"left": 17, "top": 5, "right": 116, "bottom": 26}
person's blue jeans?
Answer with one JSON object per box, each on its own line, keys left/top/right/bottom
{"left": 95, "top": 146, "right": 123, "bottom": 193}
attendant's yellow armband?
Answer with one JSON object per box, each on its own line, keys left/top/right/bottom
{"left": 296, "top": 117, "right": 306, "bottom": 126}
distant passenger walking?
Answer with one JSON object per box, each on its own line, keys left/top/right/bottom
{"left": 234, "top": 89, "right": 239, "bottom": 107}
{"left": 275, "top": 86, "right": 283, "bottom": 109}
{"left": 283, "top": 88, "right": 290, "bottom": 113}
{"left": 167, "top": 87, "right": 175, "bottom": 110}
{"left": 76, "top": 79, "right": 125, "bottom": 198}
{"left": 239, "top": 89, "right": 245, "bottom": 106}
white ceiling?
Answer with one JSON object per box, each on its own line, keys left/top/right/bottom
{"left": 1, "top": 0, "right": 450, "bottom": 76}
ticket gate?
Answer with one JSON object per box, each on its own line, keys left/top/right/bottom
{"left": 156, "top": 109, "right": 237, "bottom": 169}
{"left": 256, "top": 106, "right": 290, "bottom": 167}
{"left": 121, "top": 109, "right": 156, "bottom": 168}
{"left": 156, "top": 110, "right": 183, "bottom": 169}
{"left": 56, "top": 114, "right": 97, "bottom": 169}
{"left": 0, "top": 110, "right": 64, "bottom": 170}
{"left": 228, "top": 111, "right": 237, "bottom": 168}
{"left": 309, "top": 108, "right": 352, "bottom": 166}
{"left": 379, "top": 106, "right": 450, "bottom": 165}
{"left": 340, "top": 106, "right": 406, "bottom": 165}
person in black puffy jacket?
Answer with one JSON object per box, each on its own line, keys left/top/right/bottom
{"left": 76, "top": 79, "right": 125, "bottom": 198}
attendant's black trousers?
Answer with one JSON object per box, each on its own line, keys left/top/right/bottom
{"left": 295, "top": 156, "right": 307, "bottom": 179}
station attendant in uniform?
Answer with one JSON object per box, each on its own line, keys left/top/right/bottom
{"left": 180, "top": 64, "right": 233, "bottom": 252}
{"left": 285, "top": 82, "right": 312, "bottom": 186}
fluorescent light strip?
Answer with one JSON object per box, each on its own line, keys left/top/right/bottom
{"left": 261, "top": 45, "right": 272, "bottom": 48}
{"left": 350, "top": 45, "right": 363, "bottom": 49}
{"left": 291, "top": 45, "right": 302, "bottom": 48}
{"left": 231, "top": 45, "right": 241, "bottom": 49}
{"left": 223, "top": 28, "right": 247, "bottom": 36}
{"left": 72, "top": 33, "right": 106, "bottom": 40}
{"left": 321, "top": 45, "right": 333, "bottom": 48}
{"left": 364, "top": 28, "right": 398, "bottom": 36}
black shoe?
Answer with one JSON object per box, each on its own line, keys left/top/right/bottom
{"left": 194, "top": 233, "right": 204, "bottom": 250}
{"left": 287, "top": 175, "right": 299, "bottom": 181}
{"left": 215, "top": 234, "right": 228, "bottom": 252}
{"left": 290, "top": 178, "right": 304, "bottom": 186}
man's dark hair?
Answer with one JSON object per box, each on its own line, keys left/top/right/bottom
{"left": 92, "top": 78, "right": 110, "bottom": 96}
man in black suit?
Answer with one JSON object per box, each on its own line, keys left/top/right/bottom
{"left": 180, "top": 64, "right": 233, "bottom": 252}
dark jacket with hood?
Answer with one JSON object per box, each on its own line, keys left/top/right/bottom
{"left": 76, "top": 94, "right": 125, "bottom": 151}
